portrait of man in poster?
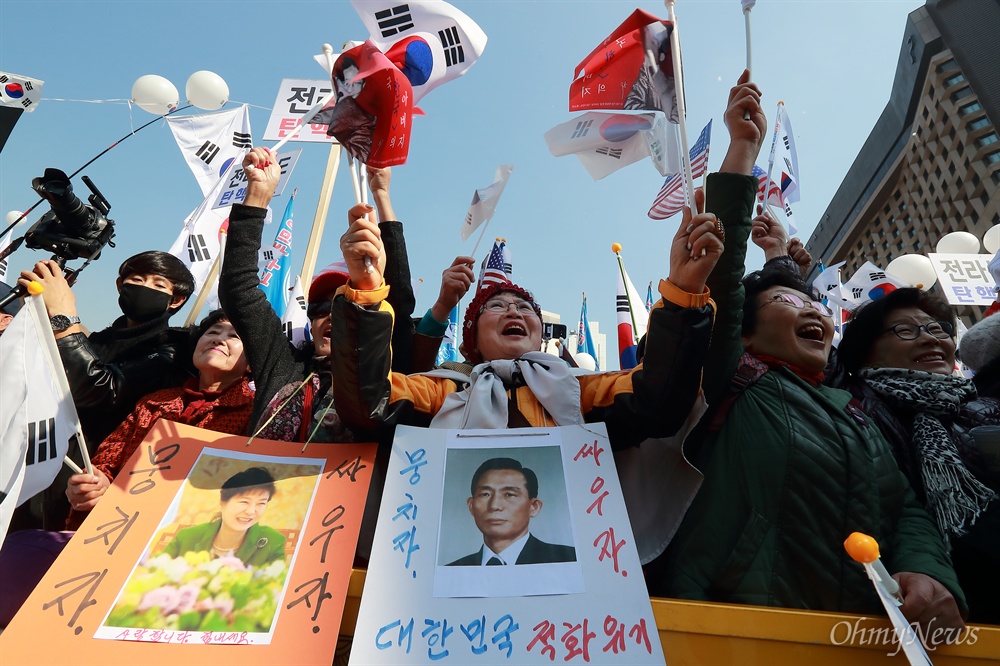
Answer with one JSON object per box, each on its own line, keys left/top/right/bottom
{"left": 447, "top": 457, "right": 576, "bottom": 567}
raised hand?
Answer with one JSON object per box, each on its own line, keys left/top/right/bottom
{"left": 750, "top": 205, "right": 789, "bottom": 260}
{"left": 430, "top": 256, "right": 475, "bottom": 322}
{"left": 340, "top": 203, "right": 385, "bottom": 291}
{"left": 667, "top": 189, "right": 725, "bottom": 296}
{"left": 720, "top": 69, "right": 766, "bottom": 175}
{"left": 241, "top": 147, "right": 281, "bottom": 208}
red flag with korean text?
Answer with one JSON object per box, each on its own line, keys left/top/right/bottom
{"left": 570, "top": 9, "right": 680, "bottom": 123}
{"left": 318, "top": 40, "right": 413, "bottom": 167}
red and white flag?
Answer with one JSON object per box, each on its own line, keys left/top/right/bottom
{"left": 570, "top": 9, "right": 680, "bottom": 124}
{"left": 313, "top": 40, "right": 413, "bottom": 167}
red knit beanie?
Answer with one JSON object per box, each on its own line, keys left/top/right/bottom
{"left": 461, "top": 282, "right": 542, "bottom": 364}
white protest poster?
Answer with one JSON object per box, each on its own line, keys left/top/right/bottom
{"left": 928, "top": 253, "right": 996, "bottom": 306}
{"left": 212, "top": 149, "right": 302, "bottom": 209}
{"left": 350, "top": 424, "right": 664, "bottom": 665}
{"left": 262, "top": 78, "right": 336, "bottom": 143}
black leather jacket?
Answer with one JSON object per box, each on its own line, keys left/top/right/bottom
{"left": 57, "top": 317, "right": 192, "bottom": 446}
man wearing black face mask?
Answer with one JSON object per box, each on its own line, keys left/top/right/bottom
{"left": 17, "top": 251, "right": 195, "bottom": 453}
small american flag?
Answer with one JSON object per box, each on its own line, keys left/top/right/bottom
{"left": 477, "top": 239, "right": 511, "bottom": 292}
{"left": 647, "top": 120, "right": 712, "bottom": 220}
{"left": 752, "top": 164, "right": 781, "bottom": 205}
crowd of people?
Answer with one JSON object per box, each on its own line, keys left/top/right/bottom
{"left": 1, "top": 70, "right": 998, "bottom": 639}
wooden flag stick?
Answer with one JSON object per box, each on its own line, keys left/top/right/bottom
{"left": 300, "top": 144, "right": 342, "bottom": 290}
{"left": 183, "top": 235, "right": 225, "bottom": 327}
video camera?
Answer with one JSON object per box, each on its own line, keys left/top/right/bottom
{"left": 0, "top": 169, "right": 116, "bottom": 310}
{"left": 26, "top": 168, "right": 116, "bottom": 261}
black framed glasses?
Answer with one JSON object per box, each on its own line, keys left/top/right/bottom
{"left": 881, "top": 321, "right": 954, "bottom": 341}
{"left": 757, "top": 292, "right": 833, "bottom": 317}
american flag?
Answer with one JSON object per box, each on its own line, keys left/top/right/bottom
{"left": 752, "top": 164, "right": 781, "bottom": 205}
{"left": 477, "top": 239, "right": 511, "bottom": 292}
{"left": 647, "top": 120, "right": 712, "bottom": 220}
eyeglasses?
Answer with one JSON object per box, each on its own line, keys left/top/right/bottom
{"left": 306, "top": 301, "right": 332, "bottom": 320}
{"left": 757, "top": 292, "right": 833, "bottom": 317}
{"left": 481, "top": 299, "right": 537, "bottom": 316}
{"left": 881, "top": 321, "right": 954, "bottom": 341}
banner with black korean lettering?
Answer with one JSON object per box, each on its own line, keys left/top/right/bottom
{"left": 350, "top": 424, "right": 664, "bottom": 665}
{"left": 928, "top": 253, "right": 997, "bottom": 306}
{"left": 262, "top": 78, "right": 337, "bottom": 143}
{"left": 0, "top": 421, "right": 375, "bottom": 666}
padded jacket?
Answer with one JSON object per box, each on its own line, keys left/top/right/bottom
{"left": 58, "top": 316, "right": 192, "bottom": 446}
{"left": 655, "top": 173, "right": 965, "bottom": 614}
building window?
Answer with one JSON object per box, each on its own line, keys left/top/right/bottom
{"left": 969, "top": 117, "right": 991, "bottom": 131}
{"left": 982, "top": 191, "right": 991, "bottom": 206}
{"left": 944, "top": 73, "right": 966, "bottom": 87}
{"left": 908, "top": 227, "right": 916, "bottom": 238}
{"left": 936, "top": 58, "right": 957, "bottom": 73}
{"left": 993, "top": 171, "right": 1000, "bottom": 185}
{"left": 976, "top": 133, "right": 999, "bottom": 148}
{"left": 950, "top": 87, "right": 973, "bottom": 103}
{"left": 914, "top": 240, "right": 922, "bottom": 251}
{"left": 985, "top": 151, "right": 1000, "bottom": 165}
{"left": 959, "top": 101, "right": 982, "bottom": 116}
{"left": 892, "top": 228, "right": 900, "bottom": 238}
{"left": 972, "top": 173, "right": 980, "bottom": 187}
{"left": 897, "top": 241, "right": 905, "bottom": 251}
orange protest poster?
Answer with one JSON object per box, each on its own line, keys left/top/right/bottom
{"left": 0, "top": 420, "right": 375, "bottom": 665}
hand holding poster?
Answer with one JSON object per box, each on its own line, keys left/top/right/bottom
{"left": 0, "top": 421, "right": 375, "bottom": 665}
{"left": 350, "top": 424, "right": 663, "bottom": 664}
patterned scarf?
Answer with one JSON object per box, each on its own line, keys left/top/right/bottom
{"left": 859, "top": 367, "right": 997, "bottom": 538}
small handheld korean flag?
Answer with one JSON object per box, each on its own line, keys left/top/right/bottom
{"left": 281, "top": 275, "right": 310, "bottom": 348}
{"left": 460, "top": 164, "right": 513, "bottom": 241}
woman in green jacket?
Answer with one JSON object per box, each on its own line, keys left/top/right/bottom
{"left": 162, "top": 467, "right": 285, "bottom": 568}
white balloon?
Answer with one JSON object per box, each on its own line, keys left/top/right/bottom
{"left": 573, "top": 352, "right": 597, "bottom": 371}
{"left": 886, "top": 254, "right": 937, "bottom": 290}
{"left": 984, "top": 224, "right": 1000, "bottom": 255}
{"left": 5, "top": 210, "right": 25, "bottom": 227}
{"left": 935, "top": 230, "right": 981, "bottom": 254}
{"left": 131, "top": 75, "right": 179, "bottom": 115}
{"left": 186, "top": 70, "right": 229, "bottom": 110}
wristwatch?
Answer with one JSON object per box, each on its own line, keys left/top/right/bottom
{"left": 50, "top": 314, "right": 81, "bottom": 332}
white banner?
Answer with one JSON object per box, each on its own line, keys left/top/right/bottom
{"left": 351, "top": 424, "right": 663, "bottom": 664}
{"left": 929, "top": 253, "right": 996, "bottom": 306}
{"left": 167, "top": 106, "right": 252, "bottom": 197}
{"left": 262, "top": 78, "right": 337, "bottom": 143}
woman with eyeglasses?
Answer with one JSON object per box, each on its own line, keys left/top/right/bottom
{"left": 835, "top": 288, "right": 999, "bottom": 623}
{"left": 654, "top": 205, "right": 967, "bottom": 634}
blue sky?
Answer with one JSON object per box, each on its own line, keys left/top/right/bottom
{"left": 0, "top": 0, "right": 923, "bottom": 368}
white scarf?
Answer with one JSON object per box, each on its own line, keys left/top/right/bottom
{"left": 430, "top": 352, "right": 583, "bottom": 429}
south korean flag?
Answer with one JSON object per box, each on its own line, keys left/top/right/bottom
{"left": 167, "top": 105, "right": 253, "bottom": 197}
{"left": 346, "top": 0, "right": 488, "bottom": 103}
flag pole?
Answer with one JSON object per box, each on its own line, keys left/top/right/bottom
{"left": 0, "top": 104, "right": 195, "bottom": 240}
{"left": 469, "top": 219, "right": 493, "bottom": 259}
{"left": 300, "top": 144, "right": 342, "bottom": 290}
{"left": 764, "top": 100, "right": 785, "bottom": 226}
{"left": 183, "top": 234, "right": 225, "bottom": 327}
{"left": 663, "top": 0, "right": 695, "bottom": 208}
{"left": 742, "top": 2, "right": 754, "bottom": 120}
{"left": 299, "top": 43, "right": 344, "bottom": 290}
{"left": 613, "top": 244, "right": 640, "bottom": 345}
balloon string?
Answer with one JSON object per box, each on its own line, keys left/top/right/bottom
{"left": 0, "top": 104, "right": 195, "bottom": 239}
